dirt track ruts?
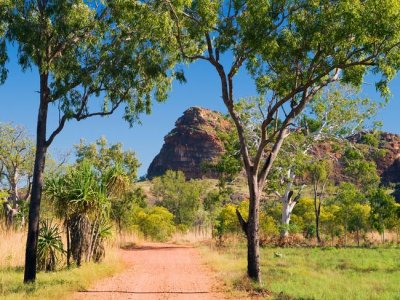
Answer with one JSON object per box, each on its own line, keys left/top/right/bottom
{"left": 74, "top": 243, "right": 232, "bottom": 300}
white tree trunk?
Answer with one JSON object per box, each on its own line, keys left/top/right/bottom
{"left": 279, "top": 170, "right": 304, "bottom": 239}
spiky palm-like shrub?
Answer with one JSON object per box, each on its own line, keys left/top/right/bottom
{"left": 45, "top": 160, "right": 123, "bottom": 266}
{"left": 37, "top": 220, "right": 65, "bottom": 272}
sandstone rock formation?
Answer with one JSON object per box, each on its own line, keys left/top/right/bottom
{"left": 148, "top": 107, "right": 400, "bottom": 186}
{"left": 147, "top": 107, "right": 231, "bottom": 179}
{"left": 376, "top": 132, "right": 400, "bottom": 183}
{"left": 310, "top": 132, "right": 400, "bottom": 184}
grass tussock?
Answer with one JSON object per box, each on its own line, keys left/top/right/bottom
{"left": 198, "top": 242, "right": 400, "bottom": 300}
{"left": 0, "top": 229, "right": 123, "bottom": 300}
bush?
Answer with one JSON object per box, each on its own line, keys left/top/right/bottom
{"left": 135, "top": 206, "right": 176, "bottom": 241}
{"left": 37, "top": 220, "right": 65, "bottom": 272}
{"left": 214, "top": 204, "right": 241, "bottom": 239}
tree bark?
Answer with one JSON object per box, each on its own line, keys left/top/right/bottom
{"left": 281, "top": 201, "right": 291, "bottom": 239}
{"left": 246, "top": 175, "right": 261, "bottom": 283}
{"left": 5, "top": 174, "right": 19, "bottom": 226}
{"left": 10, "top": 174, "right": 18, "bottom": 209}
{"left": 66, "top": 220, "right": 71, "bottom": 267}
{"left": 315, "top": 206, "right": 321, "bottom": 244}
{"left": 24, "top": 74, "right": 49, "bottom": 283}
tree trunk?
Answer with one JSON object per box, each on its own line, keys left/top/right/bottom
{"left": 66, "top": 219, "right": 71, "bottom": 267}
{"left": 24, "top": 74, "right": 49, "bottom": 283}
{"left": 246, "top": 175, "right": 261, "bottom": 283}
{"left": 6, "top": 175, "right": 19, "bottom": 226}
{"left": 356, "top": 229, "right": 360, "bottom": 247}
{"left": 10, "top": 174, "right": 18, "bottom": 209}
{"left": 315, "top": 209, "right": 321, "bottom": 244}
{"left": 280, "top": 201, "right": 291, "bottom": 239}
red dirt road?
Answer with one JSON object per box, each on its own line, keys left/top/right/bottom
{"left": 74, "top": 243, "right": 231, "bottom": 300}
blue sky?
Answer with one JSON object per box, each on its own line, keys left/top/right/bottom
{"left": 1, "top": 47, "right": 399, "bottom": 176}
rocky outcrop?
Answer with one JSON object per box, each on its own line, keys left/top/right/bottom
{"left": 147, "top": 107, "right": 232, "bottom": 179}
{"left": 347, "top": 132, "right": 400, "bottom": 183}
{"left": 148, "top": 107, "right": 400, "bottom": 185}
{"left": 376, "top": 132, "right": 400, "bottom": 183}
{"left": 310, "top": 132, "right": 400, "bottom": 184}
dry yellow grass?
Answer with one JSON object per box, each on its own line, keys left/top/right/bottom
{"left": 171, "top": 227, "right": 212, "bottom": 244}
{"left": 0, "top": 227, "right": 125, "bottom": 299}
{"left": 0, "top": 230, "right": 26, "bottom": 269}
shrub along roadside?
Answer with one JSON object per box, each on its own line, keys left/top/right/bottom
{"left": 0, "top": 250, "right": 123, "bottom": 300}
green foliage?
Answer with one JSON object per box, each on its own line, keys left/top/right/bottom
{"left": 320, "top": 203, "right": 343, "bottom": 241}
{"left": 348, "top": 203, "right": 371, "bottom": 235}
{"left": 132, "top": 206, "right": 176, "bottom": 241}
{"left": 307, "top": 86, "right": 379, "bottom": 138}
{"left": 214, "top": 199, "right": 279, "bottom": 241}
{"left": 45, "top": 159, "right": 125, "bottom": 265}
{"left": 46, "top": 161, "right": 110, "bottom": 217}
{"left": 369, "top": 189, "right": 397, "bottom": 235}
{"left": 291, "top": 197, "right": 316, "bottom": 235}
{"left": 168, "top": 0, "right": 400, "bottom": 102}
{"left": 37, "top": 220, "right": 65, "bottom": 272}
{"left": 214, "top": 204, "right": 241, "bottom": 238}
{"left": 360, "top": 133, "right": 381, "bottom": 148}
{"left": 203, "top": 128, "right": 242, "bottom": 193}
{"left": 334, "top": 183, "right": 370, "bottom": 244}
{"left": 111, "top": 187, "right": 147, "bottom": 232}
{"left": 2, "top": 1, "right": 180, "bottom": 124}
{"left": 75, "top": 137, "right": 140, "bottom": 184}
{"left": 0, "top": 123, "right": 35, "bottom": 201}
{"left": 152, "top": 170, "right": 204, "bottom": 226}
{"left": 214, "top": 130, "right": 242, "bottom": 181}
{"left": 342, "top": 147, "right": 380, "bottom": 190}
{"left": 307, "top": 159, "right": 332, "bottom": 183}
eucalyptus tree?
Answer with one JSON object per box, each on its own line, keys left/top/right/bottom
{"left": 307, "top": 158, "right": 332, "bottom": 244}
{"left": 334, "top": 182, "right": 366, "bottom": 246}
{"left": 163, "top": 0, "right": 400, "bottom": 282}
{"left": 0, "top": 123, "right": 35, "bottom": 226}
{"left": 1, "top": 1, "right": 179, "bottom": 282}
{"left": 152, "top": 170, "right": 204, "bottom": 227}
{"left": 369, "top": 188, "right": 397, "bottom": 243}
{"left": 75, "top": 137, "right": 140, "bottom": 185}
{"left": 252, "top": 85, "right": 377, "bottom": 240}
{"left": 74, "top": 137, "right": 143, "bottom": 232}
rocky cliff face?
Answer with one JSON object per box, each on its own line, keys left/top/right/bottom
{"left": 376, "top": 132, "right": 400, "bottom": 183}
{"left": 147, "top": 107, "right": 231, "bottom": 179}
{"left": 311, "top": 132, "right": 400, "bottom": 184}
{"left": 148, "top": 107, "right": 400, "bottom": 185}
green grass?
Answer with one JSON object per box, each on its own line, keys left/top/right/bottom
{"left": 0, "top": 259, "right": 123, "bottom": 300}
{"left": 199, "top": 243, "right": 400, "bottom": 300}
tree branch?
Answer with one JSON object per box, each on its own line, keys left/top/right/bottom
{"left": 236, "top": 209, "right": 248, "bottom": 236}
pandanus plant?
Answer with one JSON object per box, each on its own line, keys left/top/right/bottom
{"left": 37, "top": 220, "right": 65, "bottom": 272}
{"left": 45, "top": 160, "right": 128, "bottom": 266}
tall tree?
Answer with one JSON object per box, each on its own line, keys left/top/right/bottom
{"left": 75, "top": 137, "right": 140, "bottom": 186}
{"left": 307, "top": 158, "right": 332, "bottom": 244}
{"left": 369, "top": 188, "right": 397, "bottom": 243}
{"left": 2, "top": 1, "right": 179, "bottom": 282}
{"left": 164, "top": 0, "right": 400, "bottom": 282}
{"left": 270, "top": 85, "right": 377, "bottom": 240}
{"left": 334, "top": 182, "right": 366, "bottom": 246}
{"left": 0, "top": 123, "right": 35, "bottom": 226}
{"left": 152, "top": 170, "right": 204, "bottom": 227}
